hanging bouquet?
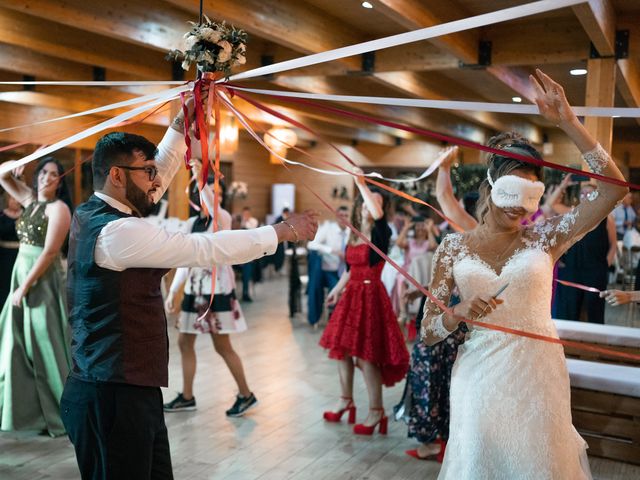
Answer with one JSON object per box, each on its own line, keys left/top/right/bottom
{"left": 228, "top": 181, "right": 248, "bottom": 200}
{"left": 167, "top": 16, "right": 248, "bottom": 77}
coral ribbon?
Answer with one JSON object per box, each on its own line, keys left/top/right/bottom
{"left": 217, "top": 90, "right": 640, "bottom": 362}
{"left": 229, "top": 88, "right": 640, "bottom": 191}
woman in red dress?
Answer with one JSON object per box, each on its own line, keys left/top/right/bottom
{"left": 320, "top": 170, "right": 410, "bottom": 435}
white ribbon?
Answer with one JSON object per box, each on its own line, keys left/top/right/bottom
{"left": 228, "top": 0, "right": 586, "bottom": 81}
{"left": 0, "top": 89, "right": 183, "bottom": 176}
{"left": 0, "top": 81, "right": 186, "bottom": 86}
{"left": 219, "top": 91, "right": 450, "bottom": 183}
{"left": 0, "top": 84, "right": 192, "bottom": 133}
{"left": 231, "top": 87, "right": 640, "bottom": 118}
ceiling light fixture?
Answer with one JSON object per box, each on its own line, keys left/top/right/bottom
{"left": 512, "top": 96, "right": 522, "bottom": 103}
{"left": 570, "top": 68, "right": 587, "bottom": 76}
{"left": 362, "top": 1, "right": 373, "bottom": 8}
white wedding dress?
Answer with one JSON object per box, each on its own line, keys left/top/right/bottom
{"left": 422, "top": 218, "right": 594, "bottom": 480}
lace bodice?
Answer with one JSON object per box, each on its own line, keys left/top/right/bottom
{"left": 421, "top": 143, "right": 619, "bottom": 343}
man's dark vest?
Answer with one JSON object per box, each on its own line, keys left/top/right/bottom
{"left": 67, "top": 195, "right": 169, "bottom": 387}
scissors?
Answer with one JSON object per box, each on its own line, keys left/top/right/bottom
{"left": 476, "top": 282, "right": 509, "bottom": 319}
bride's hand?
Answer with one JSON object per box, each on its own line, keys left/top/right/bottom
{"left": 530, "top": 69, "right": 574, "bottom": 127}
{"left": 453, "top": 294, "right": 504, "bottom": 322}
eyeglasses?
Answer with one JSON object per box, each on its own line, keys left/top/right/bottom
{"left": 114, "top": 165, "right": 158, "bottom": 181}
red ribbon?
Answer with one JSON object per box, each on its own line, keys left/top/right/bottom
{"left": 555, "top": 279, "right": 602, "bottom": 294}
{"left": 227, "top": 90, "right": 464, "bottom": 232}
{"left": 218, "top": 90, "right": 640, "bottom": 362}
{"left": 228, "top": 87, "right": 640, "bottom": 191}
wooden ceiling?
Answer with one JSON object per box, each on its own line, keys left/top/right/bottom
{"left": 0, "top": 0, "right": 639, "bottom": 150}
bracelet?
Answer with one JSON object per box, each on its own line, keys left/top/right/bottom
{"left": 172, "top": 115, "right": 185, "bottom": 130}
{"left": 281, "top": 220, "right": 299, "bottom": 243}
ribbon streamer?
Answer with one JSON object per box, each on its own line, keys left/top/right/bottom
{"left": 231, "top": 87, "right": 640, "bottom": 119}
{"left": 0, "top": 81, "right": 186, "bottom": 86}
{"left": 0, "top": 91, "right": 183, "bottom": 176}
{"left": 221, "top": 91, "right": 463, "bottom": 231}
{"left": 234, "top": 89, "right": 640, "bottom": 191}
{"left": 555, "top": 279, "right": 602, "bottom": 294}
{"left": 0, "top": 84, "right": 190, "bottom": 134}
{"left": 218, "top": 90, "right": 639, "bottom": 361}
{"left": 228, "top": 0, "right": 586, "bottom": 81}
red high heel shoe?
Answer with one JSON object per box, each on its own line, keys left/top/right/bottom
{"left": 323, "top": 396, "right": 357, "bottom": 424}
{"left": 353, "top": 407, "right": 387, "bottom": 435}
{"left": 405, "top": 438, "right": 446, "bottom": 463}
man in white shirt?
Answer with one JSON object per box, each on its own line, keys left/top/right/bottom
{"left": 61, "top": 96, "right": 318, "bottom": 480}
{"left": 613, "top": 192, "right": 636, "bottom": 240}
{"left": 306, "top": 206, "right": 349, "bottom": 326}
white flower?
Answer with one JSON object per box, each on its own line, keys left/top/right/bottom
{"left": 181, "top": 59, "right": 191, "bottom": 71}
{"left": 218, "top": 40, "right": 232, "bottom": 54}
{"left": 236, "top": 54, "right": 246, "bottom": 65}
{"left": 218, "top": 49, "right": 231, "bottom": 63}
{"left": 184, "top": 35, "right": 199, "bottom": 50}
{"left": 200, "top": 27, "right": 222, "bottom": 43}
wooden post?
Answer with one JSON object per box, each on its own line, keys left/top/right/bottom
{"left": 584, "top": 57, "right": 616, "bottom": 153}
{"left": 167, "top": 102, "right": 190, "bottom": 220}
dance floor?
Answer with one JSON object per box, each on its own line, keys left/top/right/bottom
{"left": 1, "top": 276, "right": 638, "bottom": 479}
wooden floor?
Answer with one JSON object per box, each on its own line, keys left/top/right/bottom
{"left": 1, "top": 275, "right": 639, "bottom": 480}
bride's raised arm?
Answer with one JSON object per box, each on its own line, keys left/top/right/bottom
{"left": 528, "top": 69, "right": 628, "bottom": 259}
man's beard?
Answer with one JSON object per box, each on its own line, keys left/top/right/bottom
{"left": 125, "top": 177, "right": 155, "bottom": 217}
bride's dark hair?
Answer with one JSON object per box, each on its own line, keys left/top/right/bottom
{"left": 476, "top": 132, "right": 544, "bottom": 224}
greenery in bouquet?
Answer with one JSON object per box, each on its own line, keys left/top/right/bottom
{"left": 167, "top": 16, "right": 248, "bottom": 77}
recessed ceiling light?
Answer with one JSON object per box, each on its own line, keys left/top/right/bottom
{"left": 570, "top": 68, "right": 588, "bottom": 76}
{"left": 362, "top": 1, "right": 373, "bottom": 8}
{"left": 512, "top": 96, "right": 522, "bottom": 103}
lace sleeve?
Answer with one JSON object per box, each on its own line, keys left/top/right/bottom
{"left": 529, "top": 144, "right": 620, "bottom": 259}
{"left": 420, "top": 234, "right": 459, "bottom": 345}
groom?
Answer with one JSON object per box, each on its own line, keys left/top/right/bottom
{"left": 61, "top": 95, "right": 318, "bottom": 479}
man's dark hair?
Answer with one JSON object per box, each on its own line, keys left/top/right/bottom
{"left": 92, "top": 132, "right": 158, "bottom": 189}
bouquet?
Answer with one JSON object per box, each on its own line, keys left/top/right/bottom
{"left": 228, "top": 181, "right": 248, "bottom": 200}
{"left": 167, "top": 15, "right": 248, "bottom": 78}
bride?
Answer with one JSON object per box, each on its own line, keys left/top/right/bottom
{"left": 421, "top": 69, "right": 627, "bottom": 479}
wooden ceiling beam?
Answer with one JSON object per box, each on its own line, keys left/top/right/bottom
{"left": 572, "top": 0, "right": 616, "bottom": 56}
{"left": 0, "top": 91, "right": 168, "bottom": 127}
{"left": 270, "top": 75, "right": 488, "bottom": 144}
{"left": 233, "top": 98, "right": 396, "bottom": 146}
{"left": 374, "top": 0, "right": 537, "bottom": 101}
{"left": 166, "top": 0, "right": 362, "bottom": 70}
{"left": 372, "top": 71, "right": 542, "bottom": 142}
{"left": 574, "top": 4, "right": 640, "bottom": 126}
{"left": 486, "top": 16, "right": 590, "bottom": 66}
{"left": 0, "top": 43, "right": 155, "bottom": 82}
{"left": 1, "top": 0, "right": 189, "bottom": 53}
{"left": 3, "top": 0, "right": 491, "bottom": 137}
{"left": 0, "top": 103, "right": 166, "bottom": 149}
{"left": 0, "top": 7, "right": 172, "bottom": 79}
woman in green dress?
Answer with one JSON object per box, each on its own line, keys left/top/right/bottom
{"left": 0, "top": 157, "right": 72, "bottom": 437}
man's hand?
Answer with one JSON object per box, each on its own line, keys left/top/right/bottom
{"left": 274, "top": 210, "right": 319, "bottom": 243}
{"left": 170, "top": 83, "right": 211, "bottom": 133}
